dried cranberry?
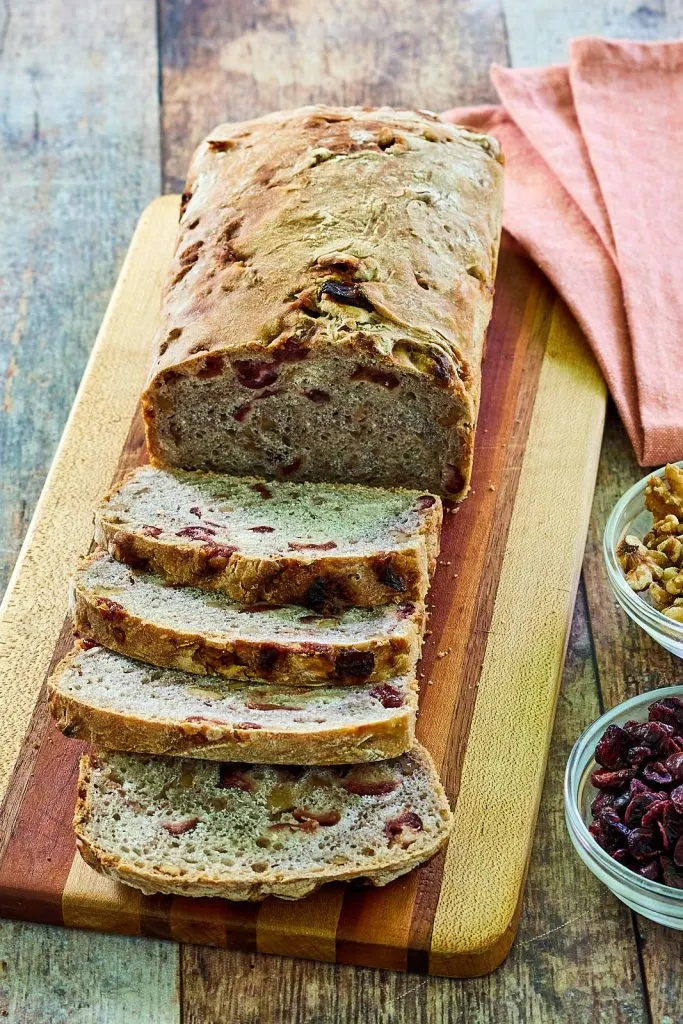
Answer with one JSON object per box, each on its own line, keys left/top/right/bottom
{"left": 595, "top": 724, "right": 632, "bottom": 769}
{"left": 252, "top": 483, "right": 272, "bottom": 499}
{"left": 671, "top": 785, "right": 683, "bottom": 814}
{"left": 625, "top": 791, "right": 666, "bottom": 826}
{"left": 591, "top": 790, "right": 617, "bottom": 817}
{"left": 278, "top": 456, "right": 302, "bottom": 478}
{"left": 218, "top": 765, "right": 254, "bottom": 791}
{"left": 626, "top": 745, "right": 652, "bottom": 769}
{"left": 625, "top": 721, "right": 677, "bottom": 757}
{"left": 376, "top": 557, "right": 407, "bottom": 593}
{"left": 639, "top": 860, "right": 661, "bottom": 881}
{"left": 589, "top": 768, "right": 635, "bottom": 791}
{"left": 189, "top": 506, "right": 202, "bottom": 518}
{"left": 304, "top": 389, "right": 330, "bottom": 404}
{"left": 162, "top": 817, "right": 199, "bottom": 836}
{"left": 320, "top": 280, "right": 374, "bottom": 311}
{"left": 234, "top": 360, "right": 279, "bottom": 389}
{"left": 642, "top": 762, "right": 673, "bottom": 787}
{"left": 202, "top": 543, "right": 238, "bottom": 572}
{"left": 335, "top": 650, "right": 375, "bottom": 680}
{"left": 384, "top": 811, "right": 423, "bottom": 842}
{"left": 674, "top": 835, "right": 683, "bottom": 868}
{"left": 177, "top": 525, "right": 216, "bottom": 541}
{"left": 666, "top": 752, "right": 683, "bottom": 783}
{"left": 258, "top": 646, "right": 279, "bottom": 673}
{"left": 196, "top": 355, "right": 224, "bottom": 378}
{"left": 233, "top": 402, "right": 252, "bottom": 422}
{"left": 627, "top": 827, "right": 660, "bottom": 861}
{"left": 396, "top": 603, "right": 416, "bottom": 619}
{"left": 416, "top": 495, "right": 436, "bottom": 510}
{"left": 369, "top": 684, "right": 404, "bottom": 708}
{"left": 649, "top": 696, "right": 683, "bottom": 730}
{"left": 588, "top": 820, "right": 626, "bottom": 857}
{"left": 94, "top": 597, "right": 126, "bottom": 621}
{"left": 642, "top": 800, "right": 670, "bottom": 828}
{"left": 250, "top": 525, "right": 275, "bottom": 533}
{"left": 660, "top": 805, "right": 683, "bottom": 849}
{"left": 142, "top": 525, "right": 162, "bottom": 538}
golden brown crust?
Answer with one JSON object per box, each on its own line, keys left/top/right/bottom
{"left": 141, "top": 105, "right": 503, "bottom": 498}
{"left": 73, "top": 747, "right": 453, "bottom": 900}
{"left": 48, "top": 649, "right": 416, "bottom": 764}
{"left": 95, "top": 521, "right": 434, "bottom": 610}
{"left": 69, "top": 568, "right": 424, "bottom": 686}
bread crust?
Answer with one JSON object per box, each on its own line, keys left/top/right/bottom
{"left": 69, "top": 554, "right": 425, "bottom": 686}
{"left": 94, "top": 469, "right": 442, "bottom": 610}
{"left": 141, "top": 105, "right": 503, "bottom": 498}
{"left": 48, "top": 647, "right": 417, "bottom": 764}
{"left": 73, "top": 745, "right": 452, "bottom": 900}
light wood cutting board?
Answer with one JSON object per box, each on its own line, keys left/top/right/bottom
{"left": 0, "top": 196, "right": 606, "bottom": 977}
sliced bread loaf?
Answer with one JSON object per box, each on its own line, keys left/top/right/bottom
{"left": 74, "top": 745, "right": 452, "bottom": 899}
{"left": 94, "top": 466, "right": 441, "bottom": 612}
{"left": 49, "top": 644, "right": 418, "bottom": 763}
{"left": 69, "top": 553, "right": 424, "bottom": 685}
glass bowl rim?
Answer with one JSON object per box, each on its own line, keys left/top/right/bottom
{"left": 603, "top": 459, "right": 683, "bottom": 639}
{"left": 564, "top": 684, "right": 683, "bottom": 902}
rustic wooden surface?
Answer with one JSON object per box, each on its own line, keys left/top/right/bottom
{"left": 0, "top": 199, "right": 605, "bottom": 977}
{"left": 1, "top": 0, "right": 682, "bottom": 1019}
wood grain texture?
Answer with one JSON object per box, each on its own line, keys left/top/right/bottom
{"left": 0, "top": 919, "right": 180, "bottom": 1024}
{"left": 158, "top": 0, "right": 510, "bottom": 190}
{"left": 0, "top": 200, "right": 605, "bottom": 978}
{"left": 0, "top": 0, "right": 160, "bottom": 593}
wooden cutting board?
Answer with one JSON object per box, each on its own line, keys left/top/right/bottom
{"left": 0, "top": 196, "right": 606, "bottom": 977}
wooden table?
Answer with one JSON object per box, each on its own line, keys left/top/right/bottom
{"left": 1, "top": 1, "right": 682, "bottom": 1019}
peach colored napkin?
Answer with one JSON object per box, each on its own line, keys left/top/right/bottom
{"left": 444, "top": 37, "right": 683, "bottom": 467}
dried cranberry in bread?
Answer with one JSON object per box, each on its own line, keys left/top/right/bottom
{"left": 94, "top": 466, "right": 442, "bottom": 612}
{"left": 74, "top": 745, "right": 453, "bottom": 899}
{"left": 49, "top": 644, "right": 419, "bottom": 763}
{"left": 69, "top": 553, "right": 424, "bottom": 686}
{"left": 142, "top": 105, "right": 503, "bottom": 499}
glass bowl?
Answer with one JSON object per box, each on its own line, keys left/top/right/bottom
{"left": 603, "top": 461, "right": 683, "bottom": 659}
{"left": 565, "top": 686, "right": 683, "bottom": 928}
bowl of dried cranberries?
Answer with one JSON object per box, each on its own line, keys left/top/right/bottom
{"left": 604, "top": 461, "right": 683, "bottom": 659}
{"left": 565, "top": 687, "right": 683, "bottom": 927}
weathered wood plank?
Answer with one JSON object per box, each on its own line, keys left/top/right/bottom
{"left": 503, "top": 0, "right": 683, "bottom": 66}
{"left": 0, "top": 0, "right": 179, "bottom": 1018}
{"left": 0, "top": 0, "right": 161, "bottom": 593}
{"left": 0, "top": 920, "right": 180, "bottom": 1024}
{"left": 159, "top": 0, "right": 510, "bottom": 190}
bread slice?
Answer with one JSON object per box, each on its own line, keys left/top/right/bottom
{"left": 94, "top": 466, "right": 442, "bottom": 612}
{"left": 70, "top": 553, "right": 424, "bottom": 685}
{"left": 74, "top": 745, "right": 452, "bottom": 899}
{"left": 49, "top": 644, "right": 418, "bottom": 763}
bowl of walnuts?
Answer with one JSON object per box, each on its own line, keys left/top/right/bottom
{"left": 604, "top": 461, "right": 683, "bottom": 658}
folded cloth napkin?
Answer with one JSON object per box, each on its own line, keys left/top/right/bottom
{"left": 443, "top": 37, "right": 683, "bottom": 466}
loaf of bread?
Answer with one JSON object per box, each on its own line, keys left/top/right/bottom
{"left": 94, "top": 466, "right": 441, "bottom": 612}
{"left": 49, "top": 644, "right": 418, "bottom": 763}
{"left": 142, "top": 105, "right": 503, "bottom": 499}
{"left": 74, "top": 745, "right": 452, "bottom": 899}
{"left": 70, "top": 553, "right": 424, "bottom": 685}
